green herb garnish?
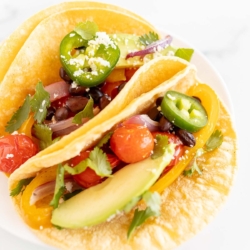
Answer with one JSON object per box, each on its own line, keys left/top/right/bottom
{"left": 74, "top": 21, "right": 98, "bottom": 41}
{"left": 32, "top": 123, "right": 60, "bottom": 150}
{"left": 30, "top": 81, "right": 50, "bottom": 123}
{"left": 174, "top": 48, "right": 194, "bottom": 62}
{"left": 5, "top": 95, "right": 30, "bottom": 133}
{"left": 139, "top": 31, "right": 159, "bottom": 46}
{"left": 64, "top": 147, "right": 112, "bottom": 177}
{"left": 50, "top": 164, "right": 65, "bottom": 209}
{"left": 72, "top": 97, "right": 94, "bottom": 125}
{"left": 127, "top": 191, "right": 161, "bottom": 239}
{"left": 183, "top": 129, "right": 223, "bottom": 177}
{"left": 10, "top": 177, "right": 34, "bottom": 196}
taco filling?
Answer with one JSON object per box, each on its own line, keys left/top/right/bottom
{"left": 10, "top": 82, "right": 224, "bottom": 239}
{"left": 0, "top": 20, "right": 193, "bottom": 175}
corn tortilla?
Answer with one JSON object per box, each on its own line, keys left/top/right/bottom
{"left": 0, "top": 1, "right": 155, "bottom": 83}
{"left": 10, "top": 65, "right": 237, "bottom": 250}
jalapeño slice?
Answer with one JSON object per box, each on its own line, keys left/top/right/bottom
{"left": 60, "top": 28, "right": 120, "bottom": 87}
{"left": 161, "top": 90, "right": 208, "bottom": 133}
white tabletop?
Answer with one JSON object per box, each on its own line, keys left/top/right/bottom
{"left": 0, "top": 0, "right": 249, "bottom": 249}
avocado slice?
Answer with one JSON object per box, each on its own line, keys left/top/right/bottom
{"left": 51, "top": 144, "right": 175, "bottom": 229}
{"left": 111, "top": 34, "right": 152, "bottom": 68}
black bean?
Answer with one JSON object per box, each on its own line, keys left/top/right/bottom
{"left": 175, "top": 129, "right": 196, "bottom": 147}
{"left": 88, "top": 87, "right": 104, "bottom": 103}
{"left": 147, "top": 106, "right": 161, "bottom": 121}
{"left": 66, "top": 96, "right": 89, "bottom": 113}
{"left": 46, "top": 107, "right": 55, "bottom": 120}
{"left": 54, "top": 107, "right": 69, "bottom": 121}
{"left": 156, "top": 97, "right": 164, "bottom": 107}
{"left": 59, "top": 67, "right": 72, "bottom": 82}
{"left": 69, "top": 83, "right": 87, "bottom": 96}
{"left": 99, "top": 94, "right": 111, "bottom": 110}
{"left": 159, "top": 116, "right": 175, "bottom": 132}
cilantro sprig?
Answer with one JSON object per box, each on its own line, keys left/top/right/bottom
{"left": 139, "top": 31, "right": 159, "bottom": 46}
{"left": 64, "top": 147, "right": 112, "bottom": 177}
{"left": 5, "top": 81, "right": 50, "bottom": 133}
{"left": 183, "top": 129, "right": 224, "bottom": 177}
{"left": 127, "top": 191, "right": 161, "bottom": 239}
{"left": 10, "top": 177, "right": 34, "bottom": 196}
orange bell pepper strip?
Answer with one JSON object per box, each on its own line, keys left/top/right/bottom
{"left": 20, "top": 166, "right": 58, "bottom": 229}
{"left": 150, "top": 83, "right": 220, "bottom": 193}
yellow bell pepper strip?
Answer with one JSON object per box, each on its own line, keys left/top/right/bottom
{"left": 150, "top": 83, "right": 220, "bottom": 193}
{"left": 18, "top": 114, "right": 34, "bottom": 138}
{"left": 20, "top": 166, "right": 58, "bottom": 229}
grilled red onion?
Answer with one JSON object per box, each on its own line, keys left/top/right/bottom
{"left": 126, "top": 35, "right": 173, "bottom": 59}
{"left": 45, "top": 81, "right": 70, "bottom": 102}
{"left": 47, "top": 107, "right": 100, "bottom": 136}
{"left": 123, "top": 114, "right": 159, "bottom": 132}
{"left": 30, "top": 177, "right": 81, "bottom": 205}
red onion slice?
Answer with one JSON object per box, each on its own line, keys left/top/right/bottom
{"left": 47, "top": 107, "right": 100, "bottom": 136}
{"left": 126, "top": 35, "right": 173, "bottom": 59}
{"left": 30, "top": 177, "right": 81, "bottom": 205}
{"left": 44, "top": 81, "right": 70, "bottom": 102}
{"left": 123, "top": 114, "right": 159, "bottom": 132}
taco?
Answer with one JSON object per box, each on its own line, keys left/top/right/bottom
{"left": 0, "top": 2, "right": 194, "bottom": 175}
{"left": 8, "top": 54, "right": 237, "bottom": 250}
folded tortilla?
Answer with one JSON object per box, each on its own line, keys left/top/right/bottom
{"left": 9, "top": 58, "right": 237, "bottom": 249}
{"left": 3, "top": 2, "right": 237, "bottom": 250}
{"left": 0, "top": 3, "right": 161, "bottom": 136}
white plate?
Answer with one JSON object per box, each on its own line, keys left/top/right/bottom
{"left": 0, "top": 27, "right": 234, "bottom": 249}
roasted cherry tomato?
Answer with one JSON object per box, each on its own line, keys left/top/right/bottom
{"left": 161, "top": 90, "right": 208, "bottom": 133}
{"left": 152, "top": 131, "right": 185, "bottom": 174}
{"left": 0, "top": 134, "right": 38, "bottom": 174}
{"left": 69, "top": 150, "right": 120, "bottom": 188}
{"left": 101, "top": 81, "right": 124, "bottom": 99}
{"left": 110, "top": 123, "right": 154, "bottom": 163}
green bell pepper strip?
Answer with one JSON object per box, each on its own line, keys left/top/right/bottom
{"left": 161, "top": 90, "right": 208, "bottom": 133}
{"left": 60, "top": 31, "right": 120, "bottom": 87}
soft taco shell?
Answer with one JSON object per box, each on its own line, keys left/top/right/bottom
{"left": 8, "top": 56, "right": 192, "bottom": 187}
{"left": 9, "top": 59, "right": 237, "bottom": 249}
{"left": 0, "top": 1, "right": 155, "bottom": 83}
{"left": 0, "top": 5, "right": 159, "bottom": 136}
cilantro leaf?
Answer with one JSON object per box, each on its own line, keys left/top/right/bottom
{"left": 174, "top": 48, "right": 194, "bottom": 62}
{"left": 10, "top": 177, "right": 34, "bottom": 196}
{"left": 72, "top": 98, "right": 94, "bottom": 125}
{"left": 32, "top": 123, "right": 60, "bottom": 150}
{"left": 50, "top": 164, "right": 65, "bottom": 209}
{"left": 30, "top": 82, "right": 50, "bottom": 123}
{"left": 74, "top": 21, "right": 98, "bottom": 41}
{"left": 183, "top": 130, "right": 224, "bottom": 177}
{"left": 5, "top": 95, "right": 30, "bottom": 133}
{"left": 139, "top": 31, "right": 159, "bottom": 46}
{"left": 96, "top": 131, "right": 113, "bottom": 148}
{"left": 127, "top": 191, "right": 161, "bottom": 239}
{"left": 151, "top": 134, "right": 169, "bottom": 159}
{"left": 64, "top": 147, "right": 112, "bottom": 177}
{"left": 204, "top": 129, "right": 223, "bottom": 152}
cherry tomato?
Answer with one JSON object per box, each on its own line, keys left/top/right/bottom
{"left": 151, "top": 131, "right": 185, "bottom": 174}
{"left": 101, "top": 81, "right": 124, "bottom": 99}
{"left": 0, "top": 134, "right": 38, "bottom": 174}
{"left": 69, "top": 150, "right": 120, "bottom": 188}
{"left": 110, "top": 123, "right": 154, "bottom": 164}
{"left": 125, "top": 68, "right": 138, "bottom": 81}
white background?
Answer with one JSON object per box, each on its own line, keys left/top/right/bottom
{"left": 0, "top": 0, "right": 249, "bottom": 249}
